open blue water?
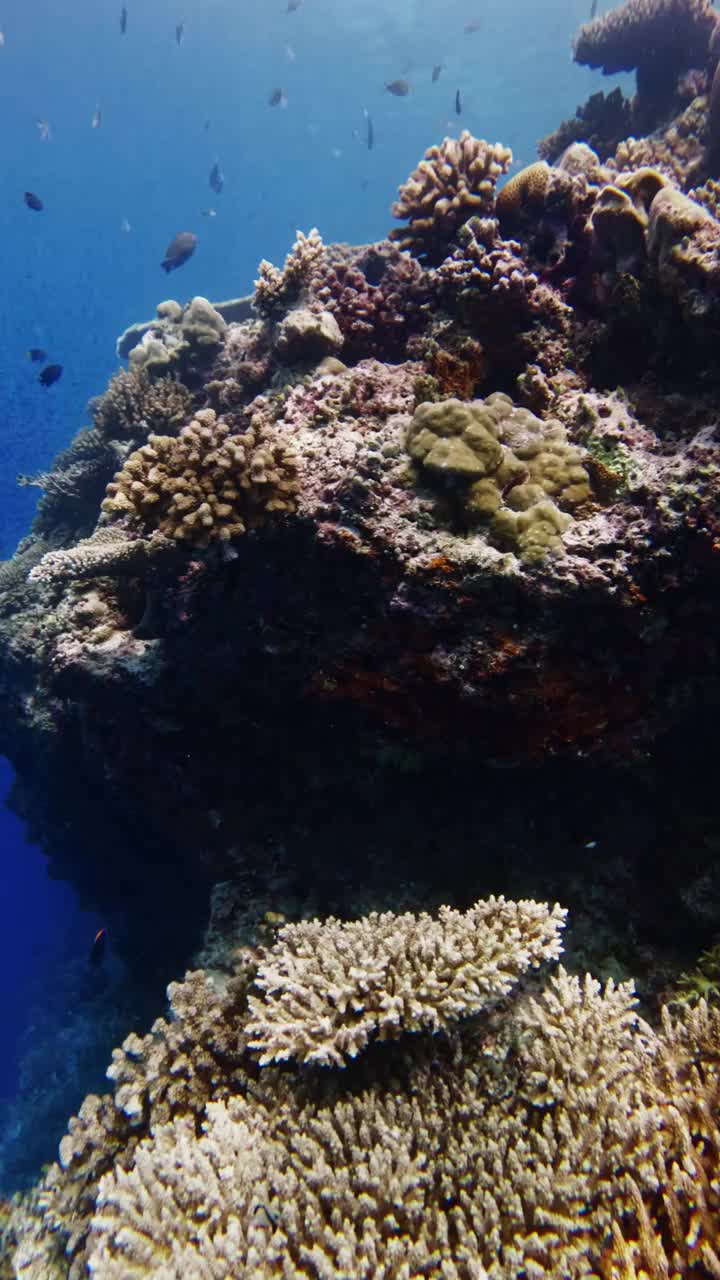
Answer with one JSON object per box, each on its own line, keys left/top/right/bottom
{"left": 0, "top": 0, "right": 622, "bottom": 1191}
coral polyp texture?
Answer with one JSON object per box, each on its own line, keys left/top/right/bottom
{"left": 100, "top": 407, "right": 299, "bottom": 545}
{"left": 6, "top": 897, "right": 720, "bottom": 1279}
{"left": 389, "top": 131, "right": 513, "bottom": 263}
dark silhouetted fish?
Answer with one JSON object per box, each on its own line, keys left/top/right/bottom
{"left": 120, "top": 6, "right": 127, "bottom": 33}
{"left": 201, "top": 208, "right": 217, "bottom": 217}
{"left": 26, "top": 348, "right": 47, "bottom": 362}
{"left": 287, "top": 0, "right": 301, "bottom": 10}
{"left": 590, "top": 0, "right": 598, "bottom": 15}
{"left": 455, "top": 89, "right": 462, "bottom": 115}
{"left": 24, "top": 191, "right": 43, "bottom": 211}
{"left": 268, "top": 87, "right": 287, "bottom": 107}
{"left": 39, "top": 363, "right": 62, "bottom": 386}
{"left": 176, "top": 22, "right": 184, "bottom": 45}
{"left": 89, "top": 927, "right": 107, "bottom": 967}
{"left": 161, "top": 231, "right": 197, "bottom": 272}
{"left": 209, "top": 160, "right": 224, "bottom": 194}
{"left": 464, "top": 17, "right": 481, "bottom": 32}
{"left": 432, "top": 64, "right": 442, "bottom": 82}
{"left": 385, "top": 79, "right": 409, "bottom": 96}
{"left": 364, "top": 108, "right": 374, "bottom": 150}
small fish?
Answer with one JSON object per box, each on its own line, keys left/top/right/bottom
{"left": 91, "top": 107, "right": 102, "bottom": 129}
{"left": 584, "top": 839, "right": 598, "bottom": 849}
{"left": 285, "top": 43, "right": 296, "bottom": 61}
{"left": 268, "top": 87, "right": 287, "bottom": 107}
{"left": 432, "top": 64, "right": 442, "bottom": 82}
{"left": 463, "top": 17, "right": 481, "bottom": 32}
{"left": 363, "top": 107, "right": 374, "bottom": 150}
{"left": 120, "top": 6, "right": 127, "bottom": 33}
{"left": 201, "top": 207, "right": 217, "bottom": 217}
{"left": 24, "top": 191, "right": 43, "bottom": 211}
{"left": 161, "top": 230, "right": 197, "bottom": 272}
{"left": 175, "top": 22, "right": 184, "bottom": 46}
{"left": 120, "top": 216, "right": 131, "bottom": 233}
{"left": 385, "top": 79, "right": 409, "bottom": 96}
{"left": 590, "top": 0, "right": 598, "bottom": 16}
{"left": 26, "top": 348, "right": 47, "bottom": 362}
{"left": 0, "top": 32, "right": 6, "bottom": 48}
{"left": 331, "top": 147, "right": 343, "bottom": 159}
{"left": 209, "top": 159, "right": 224, "bottom": 194}
{"left": 287, "top": 0, "right": 301, "bottom": 10}
{"left": 36, "top": 118, "right": 51, "bottom": 142}
{"left": 89, "top": 927, "right": 107, "bottom": 967}
{"left": 38, "top": 363, "right": 63, "bottom": 386}
{"left": 455, "top": 89, "right": 462, "bottom": 115}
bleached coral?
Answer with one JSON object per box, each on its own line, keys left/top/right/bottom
{"left": 246, "top": 895, "right": 567, "bottom": 1066}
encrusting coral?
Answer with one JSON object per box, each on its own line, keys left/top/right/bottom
{"left": 406, "top": 392, "right": 592, "bottom": 560}
{"left": 100, "top": 408, "right": 299, "bottom": 546}
{"left": 8, "top": 895, "right": 720, "bottom": 1280}
{"left": 389, "top": 131, "right": 513, "bottom": 264}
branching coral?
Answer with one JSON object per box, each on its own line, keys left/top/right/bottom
{"left": 28, "top": 528, "right": 175, "bottom": 585}
{"left": 246, "top": 895, "right": 567, "bottom": 1066}
{"left": 89, "top": 370, "right": 194, "bottom": 441}
{"left": 308, "top": 242, "right": 430, "bottom": 361}
{"left": 434, "top": 215, "right": 539, "bottom": 320}
{"left": 389, "top": 131, "right": 512, "bottom": 264}
{"left": 406, "top": 392, "right": 591, "bottom": 561}
{"left": 573, "top": 0, "right": 716, "bottom": 128}
{"left": 253, "top": 228, "right": 325, "bottom": 317}
{"left": 100, "top": 408, "right": 298, "bottom": 546}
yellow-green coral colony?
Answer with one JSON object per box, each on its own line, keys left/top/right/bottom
{"left": 406, "top": 393, "right": 591, "bottom": 561}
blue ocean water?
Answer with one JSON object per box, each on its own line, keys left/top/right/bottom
{"left": 0, "top": 0, "right": 621, "bottom": 1192}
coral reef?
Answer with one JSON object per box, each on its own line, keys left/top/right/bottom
{"left": 253, "top": 228, "right": 325, "bottom": 316}
{"left": 100, "top": 408, "right": 298, "bottom": 545}
{"left": 89, "top": 370, "right": 194, "bottom": 440}
{"left": 389, "top": 132, "right": 512, "bottom": 264}
{"left": 308, "top": 241, "right": 431, "bottom": 361}
{"left": 6, "top": 897, "right": 720, "bottom": 1279}
{"left": 406, "top": 393, "right": 591, "bottom": 560}
{"left": 573, "top": 0, "right": 716, "bottom": 129}
{"left": 538, "top": 88, "right": 635, "bottom": 164}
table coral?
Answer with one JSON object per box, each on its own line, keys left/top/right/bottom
{"left": 389, "top": 131, "right": 512, "bottom": 264}
{"left": 101, "top": 408, "right": 298, "bottom": 545}
{"left": 574, "top": 0, "right": 716, "bottom": 129}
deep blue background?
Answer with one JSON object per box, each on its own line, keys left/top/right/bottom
{"left": 0, "top": 0, "right": 621, "bottom": 1137}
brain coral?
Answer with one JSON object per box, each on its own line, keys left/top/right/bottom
{"left": 101, "top": 408, "right": 298, "bottom": 546}
{"left": 389, "top": 131, "right": 512, "bottom": 264}
{"left": 406, "top": 392, "right": 591, "bottom": 561}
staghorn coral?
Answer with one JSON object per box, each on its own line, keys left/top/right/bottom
{"left": 246, "top": 895, "right": 567, "bottom": 1066}
{"left": 573, "top": 0, "right": 716, "bottom": 129}
{"left": 389, "top": 131, "right": 512, "bottom": 264}
{"left": 406, "top": 393, "right": 591, "bottom": 561}
{"left": 100, "top": 408, "right": 298, "bottom": 546}
{"left": 253, "top": 228, "right": 325, "bottom": 316}
{"left": 28, "top": 528, "right": 176, "bottom": 585}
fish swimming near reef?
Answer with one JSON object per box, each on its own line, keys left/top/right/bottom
{"left": 91, "top": 107, "right": 102, "bottom": 129}
{"left": 161, "top": 230, "right": 197, "bottom": 272}
{"left": 120, "top": 6, "right": 127, "bottom": 33}
{"left": 89, "top": 928, "right": 107, "bottom": 967}
{"left": 36, "top": 118, "right": 51, "bottom": 142}
{"left": 268, "top": 87, "right": 287, "bottom": 107}
{"left": 363, "top": 107, "right": 374, "bottom": 150}
{"left": 201, "top": 208, "right": 217, "bottom": 217}
{"left": 26, "top": 348, "right": 47, "bottom": 362}
{"left": 0, "top": 31, "right": 6, "bottom": 48}
{"left": 385, "top": 79, "right": 409, "bottom": 96}
{"left": 38, "top": 363, "right": 62, "bottom": 386}
{"left": 287, "top": 0, "right": 302, "bottom": 11}
{"left": 175, "top": 22, "right": 184, "bottom": 46}
{"left": 120, "top": 216, "right": 131, "bottom": 233}
{"left": 209, "top": 159, "right": 224, "bottom": 194}
{"left": 24, "top": 191, "right": 43, "bottom": 211}
{"left": 455, "top": 89, "right": 462, "bottom": 115}
{"left": 432, "top": 64, "right": 443, "bottom": 82}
